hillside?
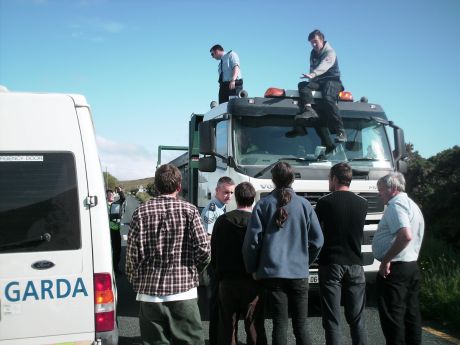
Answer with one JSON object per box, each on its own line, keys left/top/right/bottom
{"left": 120, "top": 177, "right": 154, "bottom": 192}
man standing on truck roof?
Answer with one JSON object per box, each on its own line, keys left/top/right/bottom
{"left": 315, "top": 163, "right": 368, "bottom": 345}
{"left": 210, "top": 44, "right": 243, "bottom": 104}
{"left": 372, "top": 172, "right": 425, "bottom": 345}
{"left": 126, "top": 164, "right": 210, "bottom": 345}
{"left": 201, "top": 176, "right": 236, "bottom": 345}
{"left": 293, "top": 29, "right": 347, "bottom": 142}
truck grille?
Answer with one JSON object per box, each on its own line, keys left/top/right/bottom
{"left": 260, "top": 191, "right": 384, "bottom": 213}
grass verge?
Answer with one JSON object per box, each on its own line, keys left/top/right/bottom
{"left": 419, "top": 234, "right": 460, "bottom": 331}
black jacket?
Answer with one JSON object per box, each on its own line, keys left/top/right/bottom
{"left": 211, "top": 209, "right": 252, "bottom": 280}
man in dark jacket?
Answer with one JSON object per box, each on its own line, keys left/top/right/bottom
{"left": 211, "top": 182, "right": 267, "bottom": 345}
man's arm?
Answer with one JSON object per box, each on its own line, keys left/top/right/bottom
{"left": 308, "top": 208, "right": 324, "bottom": 265}
{"left": 229, "top": 51, "right": 240, "bottom": 90}
{"left": 125, "top": 209, "right": 141, "bottom": 284}
{"left": 192, "top": 208, "right": 211, "bottom": 273}
{"left": 229, "top": 65, "right": 240, "bottom": 90}
{"left": 242, "top": 205, "right": 264, "bottom": 274}
{"left": 379, "top": 227, "right": 412, "bottom": 277}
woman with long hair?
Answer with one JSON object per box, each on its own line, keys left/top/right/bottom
{"left": 243, "top": 161, "right": 324, "bottom": 345}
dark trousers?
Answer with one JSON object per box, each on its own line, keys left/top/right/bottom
{"left": 298, "top": 80, "right": 344, "bottom": 133}
{"left": 219, "top": 80, "right": 243, "bottom": 104}
{"left": 110, "top": 229, "right": 121, "bottom": 271}
{"left": 376, "top": 261, "right": 422, "bottom": 345}
{"left": 139, "top": 299, "right": 204, "bottom": 345}
{"left": 263, "top": 278, "right": 311, "bottom": 345}
{"left": 207, "top": 266, "right": 219, "bottom": 345}
{"left": 218, "top": 278, "right": 267, "bottom": 345}
{"left": 319, "top": 264, "right": 368, "bottom": 345}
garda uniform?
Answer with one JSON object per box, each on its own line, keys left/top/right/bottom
{"left": 201, "top": 197, "right": 226, "bottom": 235}
{"left": 201, "top": 197, "right": 226, "bottom": 345}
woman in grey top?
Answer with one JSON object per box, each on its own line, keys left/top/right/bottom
{"left": 243, "top": 162, "right": 323, "bottom": 345}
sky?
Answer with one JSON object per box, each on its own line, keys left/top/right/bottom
{"left": 1, "top": 0, "right": 459, "bottom": 180}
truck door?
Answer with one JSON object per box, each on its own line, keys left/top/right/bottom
{"left": 0, "top": 151, "right": 95, "bottom": 343}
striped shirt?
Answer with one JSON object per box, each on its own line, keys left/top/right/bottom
{"left": 126, "top": 195, "right": 210, "bottom": 296}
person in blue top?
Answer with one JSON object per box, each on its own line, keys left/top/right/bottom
{"left": 210, "top": 44, "right": 243, "bottom": 104}
{"left": 243, "top": 161, "right": 324, "bottom": 345}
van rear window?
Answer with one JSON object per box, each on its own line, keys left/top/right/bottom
{"left": 0, "top": 152, "right": 81, "bottom": 253}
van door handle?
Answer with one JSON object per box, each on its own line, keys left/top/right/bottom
{"left": 31, "top": 260, "right": 55, "bottom": 270}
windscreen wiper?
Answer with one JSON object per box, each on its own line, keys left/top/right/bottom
{"left": 0, "top": 232, "right": 51, "bottom": 252}
{"left": 349, "top": 157, "right": 382, "bottom": 162}
{"left": 254, "top": 157, "right": 317, "bottom": 179}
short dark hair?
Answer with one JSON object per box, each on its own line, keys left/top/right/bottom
{"left": 217, "top": 176, "right": 235, "bottom": 189}
{"left": 154, "top": 164, "right": 182, "bottom": 194}
{"left": 330, "top": 162, "right": 352, "bottom": 186}
{"left": 235, "top": 182, "right": 256, "bottom": 207}
{"left": 308, "top": 29, "right": 325, "bottom": 41}
{"left": 210, "top": 44, "right": 224, "bottom": 53}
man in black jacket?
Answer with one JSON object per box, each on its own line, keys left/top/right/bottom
{"left": 315, "top": 162, "right": 368, "bottom": 345}
{"left": 211, "top": 182, "right": 267, "bottom": 345}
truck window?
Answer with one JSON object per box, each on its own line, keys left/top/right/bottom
{"left": 0, "top": 152, "right": 81, "bottom": 253}
{"left": 233, "top": 115, "right": 392, "bottom": 169}
{"left": 215, "top": 121, "right": 228, "bottom": 168}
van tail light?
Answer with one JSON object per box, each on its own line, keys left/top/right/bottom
{"left": 94, "top": 273, "right": 115, "bottom": 332}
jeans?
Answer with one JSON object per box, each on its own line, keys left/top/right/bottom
{"left": 376, "top": 261, "right": 422, "bottom": 345}
{"left": 262, "top": 278, "right": 311, "bottom": 345}
{"left": 297, "top": 80, "right": 344, "bottom": 133}
{"left": 319, "top": 264, "right": 368, "bottom": 345}
{"left": 139, "top": 299, "right": 204, "bottom": 345}
{"left": 218, "top": 279, "right": 267, "bottom": 345}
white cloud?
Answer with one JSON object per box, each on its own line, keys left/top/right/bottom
{"left": 96, "top": 136, "right": 155, "bottom": 181}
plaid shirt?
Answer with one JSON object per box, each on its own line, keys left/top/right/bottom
{"left": 126, "top": 195, "right": 210, "bottom": 296}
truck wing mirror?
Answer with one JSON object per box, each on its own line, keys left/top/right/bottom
{"left": 392, "top": 126, "right": 406, "bottom": 162}
{"left": 199, "top": 156, "right": 217, "bottom": 172}
{"left": 199, "top": 121, "right": 216, "bottom": 155}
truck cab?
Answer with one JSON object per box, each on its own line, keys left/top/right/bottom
{"left": 169, "top": 88, "right": 407, "bottom": 284}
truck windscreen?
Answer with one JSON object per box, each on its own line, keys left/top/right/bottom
{"left": 233, "top": 115, "right": 392, "bottom": 169}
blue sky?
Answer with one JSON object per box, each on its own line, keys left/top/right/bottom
{"left": 1, "top": 0, "right": 459, "bottom": 180}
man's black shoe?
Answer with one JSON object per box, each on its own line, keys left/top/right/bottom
{"left": 335, "top": 130, "right": 347, "bottom": 143}
{"left": 286, "top": 125, "right": 307, "bottom": 138}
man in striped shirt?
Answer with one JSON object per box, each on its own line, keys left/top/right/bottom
{"left": 126, "top": 164, "right": 210, "bottom": 345}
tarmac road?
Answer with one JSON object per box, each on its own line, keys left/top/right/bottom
{"left": 115, "top": 194, "right": 458, "bottom": 345}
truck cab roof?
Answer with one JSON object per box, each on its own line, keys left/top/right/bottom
{"left": 203, "top": 89, "right": 388, "bottom": 122}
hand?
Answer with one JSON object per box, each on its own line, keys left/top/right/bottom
{"left": 300, "top": 73, "right": 313, "bottom": 79}
{"left": 379, "top": 261, "right": 391, "bottom": 278}
{"left": 229, "top": 80, "right": 236, "bottom": 90}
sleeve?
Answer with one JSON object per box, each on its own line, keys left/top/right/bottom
{"left": 307, "top": 206, "right": 324, "bottom": 265}
{"left": 211, "top": 216, "right": 224, "bottom": 272}
{"left": 201, "top": 205, "right": 217, "bottom": 235}
{"left": 310, "top": 46, "right": 337, "bottom": 78}
{"left": 192, "top": 208, "right": 211, "bottom": 273}
{"left": 125, "top": 208, "right": 141, "bottom": 285}
{"left": 229, "top": 51, "right": 240, "bottom": 69}
{"left": 386, "top": 202, "right": 411, "bottom": 235}
{"left": 242, "top": 203, "right": 264, "bottom": 273}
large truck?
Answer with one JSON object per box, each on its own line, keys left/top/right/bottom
{"left": 160, "top": 88, "right": 407, "bottom": 285}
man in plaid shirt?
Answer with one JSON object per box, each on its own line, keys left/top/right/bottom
{"left": 126, "top": 164, "right": 210, "bottom": 344}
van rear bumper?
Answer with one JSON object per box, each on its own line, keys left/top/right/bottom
{"left": 95, "top": 327, "right": 119, "bottom": 345}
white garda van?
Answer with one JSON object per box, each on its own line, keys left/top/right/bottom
{"left": 0, "top": 87, "right": 118, "bottom": 344}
